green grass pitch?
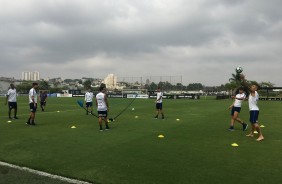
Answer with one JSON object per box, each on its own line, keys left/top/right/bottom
{"left": 1, "top": 96, "right": 282, "bottom": 184}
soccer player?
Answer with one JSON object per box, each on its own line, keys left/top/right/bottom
{"left": 228, "top": 87, "right": 248, "bottom": 131}
{"left": 96, "top": 86, "right": 110, "bottom": 131}
{"left": 84, "top": 88, "right": 94, "bottom": 115}
{"left": 154, "top": 87, "right": 164, "bottom": 119}
{"left": 26, "top": 82, "right": 39, "bottom": 126}
{"left": 241, "top": 75, "right": 264, "bottom": 141}
{"left": 5, "top": 84, "right": 18, "bottom": 119}
{"left": 40, "top": 91, "right": 48, "bottom": 112}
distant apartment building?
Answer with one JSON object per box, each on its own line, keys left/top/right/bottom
{"left": 22, "top": 71, "right": 40, "bottom": 81}
{"left": 103, "top": 74, "right": 117, "bottom": 89}
{"left": 22, "top": 72, "right": 30, "bottom": 81}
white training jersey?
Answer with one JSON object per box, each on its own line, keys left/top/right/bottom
{"left": 7, "top": 88, "right": 17, "bottom": 102}
{"left": 234, "top": 93, "right": 246, "bottom": 107}
{"left": 248, "top": 91, "right": 259, "bottom": 111}
{"left": 29, "top": 88, "right": 38, "bottom": 103}
{"left": 85, "top": 92, "right": 94, "bottom": 102}
{"left": 156, "top": 92, "right": 163, "bottom": 103}
{"left": 96, "top": 92, "right": 107, "bottom": 111}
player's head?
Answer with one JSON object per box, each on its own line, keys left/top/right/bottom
{"left": 238, "top": 86, "right": 245, "bottom": 94}
{"left": 250, "top": 84, "right": 258, "bottom": 92}
{"left": 99, "top": 86, "right": 106, "bottom": 93}
{"left": 32, "top": 82, "right": 38, "bottom": 88}
{"left": 157, "top": 87, "right": 161, "bottom": 92}
{"left": 10, "top": 83, "right": 15, "bottom": 89}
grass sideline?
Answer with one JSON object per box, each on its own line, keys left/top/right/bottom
{"left": 0, "top": 163, "right": 73, "bottom": 184}
{"left": 0, "top": 96, "right": 282, "bottom": 184}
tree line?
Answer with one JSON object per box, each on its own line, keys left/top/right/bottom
{"left": 14, "top": 73, "right": 276, "bottom": 95}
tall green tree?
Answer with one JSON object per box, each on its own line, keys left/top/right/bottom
{"left": 16, "top": 82, "right": 32, "bottom": 94}
{"left": 83, "top": 79, "right": 92, "bottom": 90}
{"left": 224, "top": 81, "right": 238, "bottom": 95}
{"left": 150, "top": 82, "right": 158, "bottom": 90}
{"left": 187, "top": 83, "right": 203, "bottom": 90}
{"left": 227, "top": 73, "right": 247, "bottom": 95}
{"left": 39, "top": 80, "right": 50, "bottom": 90}
{"left": 229, "top": 73, "right": 242, "bottom": 85}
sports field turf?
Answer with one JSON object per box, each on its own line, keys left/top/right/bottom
{"left": 0, "top": 96, "right": 282, "bottom": 184}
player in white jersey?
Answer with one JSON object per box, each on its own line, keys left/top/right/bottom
{"left": 5, "top": 84, "right": 18, "bottom": 119}
{"left": 96, "top": 86, "right": 110, "bottom": 131}
{"left": 241, "top": 75, "right": 264, "bottom": 141}
{"left": 154, "top": 87, "right": 164, "bottom": 119}
{"left": 26, "top": 82, "right": 39, "bottom": 126}
{"left": 84, "top": 88, "right": 94, "bottom": 115}
{"left": 228, "top": 87, "right": 248, "bottom": 131}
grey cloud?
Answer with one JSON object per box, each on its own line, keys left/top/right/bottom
{"left": 0, "top": 0, "right": 281, "bottom": 86}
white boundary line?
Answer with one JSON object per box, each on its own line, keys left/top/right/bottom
{"left": 0, "top": 161, "right": 92, "bottom": 184}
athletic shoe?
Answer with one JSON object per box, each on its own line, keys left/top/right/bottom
{"left": 228, "top": 127, "right": 234, "bottom": 131}
{"left": 243, "top": 123, "right": 248, "bottom": 131}
{"left": 99, "top": 128, "right": 103, "bottom": 131}
{"left": 26, "top": 122, "right": 31, "bottom": 125}
{"left": 154, "top": 115, "right": 158, "bottom": 119}
{"left": 31, "top": 122, "right": 36, "bottom": 126}
{"left": 162, "top": 116, "right": 164, "bottom": 119}
{"left": 105, "top": 126, "right": 110, "bottom": 130}
{"left": 13, "top": 117, "right": 19, "bottom": 119}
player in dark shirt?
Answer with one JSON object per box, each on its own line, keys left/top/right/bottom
{"left": 40, "top": 91, "right": 48, "bottom": 112}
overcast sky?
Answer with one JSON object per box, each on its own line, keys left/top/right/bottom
{"left": 0, "top": 0, "right": 281, "bottom": 86}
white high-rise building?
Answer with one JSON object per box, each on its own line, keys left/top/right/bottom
{"left": 31, "top": 71, "right": 40, "bottom": 81}
{"left": 22, "top": 71, "right": 40, "bottom": 81}
{"left": 22, "top": 71, "right": 31, "bottom": 80}
{"left": 103, "top": 74, "right": 117, "bottom": 89}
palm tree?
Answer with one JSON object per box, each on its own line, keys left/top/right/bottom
{"left": 229, "top": 73, "right": 241, "bottom": 84}
{"left": 228, "top": 73, "right": 246, "bottom": 95}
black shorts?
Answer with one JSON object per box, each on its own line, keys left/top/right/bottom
{"left": 156, "top": 103, "right": 163, "bottom": 110}
{"left": 231, "top": 107, "right": 241, "bottom": 116}
{"left": 86, "top": 102, "right": 93, "bottom": 108}
{"left": 98, "top": 111, "right": 108, "bottom": 117}
{"left": 8, "top": 102, "right": 17, "bottom": 109}
{"left": 29, "top": 103, "right": 37, "bottom": 113}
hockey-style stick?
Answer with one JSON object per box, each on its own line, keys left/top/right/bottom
{"left": 77, "top": 100, "right": 99, "bottom": 118}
